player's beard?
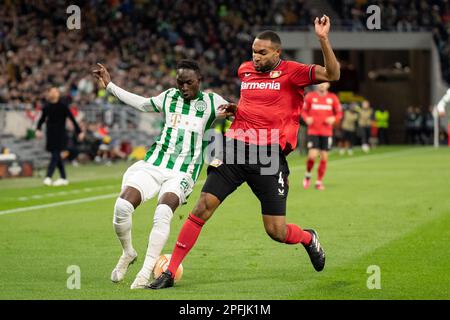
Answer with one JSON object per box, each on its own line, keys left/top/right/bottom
{"left": 255, "top": 59, "right": 280, "bottom": 73}
{"left": 255, "top": 64, "right": 271, "bottom": 73}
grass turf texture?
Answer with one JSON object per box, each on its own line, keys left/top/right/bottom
{"left": 0, "top": 146, "right": 449, "bottom": 300}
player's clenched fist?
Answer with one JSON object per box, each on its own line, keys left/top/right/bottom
{"left": 92, "top": 63, "right": 111, "bottom": 88}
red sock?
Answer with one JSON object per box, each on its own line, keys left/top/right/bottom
{"left": 167, "top": 213, "right": 205, "bottom": 277}
{"left": 318, "top": 159, "right": 327, "bottom": 181}
{"left": 306, "top": 158, "right": 315, "bottom": 173}
{"left": 284, "top": 224, "right": 312, "bottom": 245}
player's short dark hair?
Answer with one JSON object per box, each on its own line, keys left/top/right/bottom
{"left": 255, "top": 30, "right": 281, "bottom": 48}
{"left": 176, "top": 59, "right": 201, "bottom": 78}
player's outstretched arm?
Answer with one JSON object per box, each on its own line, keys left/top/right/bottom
{"left": 436, "top": 89, "right": 450, "bottom": 116}
{"left": 314, "top": 15, "right": 340, "bottom": 83}
{"left": 92, "top": 63, "right": 153, "bottom": 112}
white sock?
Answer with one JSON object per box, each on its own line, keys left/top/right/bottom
{"left": 113, "top": 198, "right": 135, "bottom": 256}
{"left": 138, "top": 204, "right": 174, "bottom": 279}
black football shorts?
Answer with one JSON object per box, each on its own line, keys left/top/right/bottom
{"left": 307, "top": 135, "right": 333, "bottom": 151}
{"left": 202, "top": 139, "right": 290, "bottom": 216}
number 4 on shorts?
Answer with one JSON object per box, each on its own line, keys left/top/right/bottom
{"left": 278, "top": 172, "right": 284, "bottom": 187}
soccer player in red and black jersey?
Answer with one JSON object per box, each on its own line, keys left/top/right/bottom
{"left": 301, "top": 82, "right": 342, "bottom": 190}
{"left": 150, "top": 15, "right": 340, "bottom": 289}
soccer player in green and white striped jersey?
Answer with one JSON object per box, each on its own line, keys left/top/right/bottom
{"left": 92, "top": 60, "right": 237, "bottom": 289}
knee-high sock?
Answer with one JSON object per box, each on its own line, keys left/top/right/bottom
{"left": 113, "top": 198, "right": 135, "bottom": 255}
{"left": 167, "top": 213, "right": 205, "bottom": 277}
{"left": 317, "top": 159, "right": 327, "bottom": 182}
{"left": 138, "top": 204, "right": 173, "bottom": 279}
{"left": 284, "top": 223, "right": 312, "bottom": 245}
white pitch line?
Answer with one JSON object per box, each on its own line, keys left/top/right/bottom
{"left": 0, "top": 194, "right": 118, "bottom": 216}
{"left": 0, "top": 148, "right": 424, "bottom": 216}
{"left": 16, "top": 185, "right": 116, "bottom": 201}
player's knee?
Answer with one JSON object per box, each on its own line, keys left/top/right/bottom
{"left": 119, "top": 186, "right": 141, "bottom": 208}
{"left": 153, "top": 204, "right": 173, "bottom": 227}
{"left": 265, "top": 225, "right": 285, "bottom": 243}
{"left": 113, "top": 198, "right": 134, "bottom": 225}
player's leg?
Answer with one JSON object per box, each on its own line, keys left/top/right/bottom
{"left": 111, "top": 186, "right": 140, "bottom": 282}
{"left": 304, "top": 136, "right": 319, "bottom": 189}
{"left": 131, "top": 191, "right": 180, "bottom": 289}
{"left": 111, "top": 161, "right": 161, "bottom": 282}
{"left": 149, "top": 163, "right": 243, "bottom": 289}
{"left": 133, "top": 172, "right": 194, "bottom": 288}
{"left": 262, "top": 214, "right": 325, "bottom": 271}
{"left": 362, "top": 126, "right": 370, "bottom": 152}
{"left": 149, "top": 192, "right": 222, "bottom": 289}
{"left": 56, "top": 152, "right": 67, "bottom": 179}
{"left": 338, "top": 131, "right": 346, "bottom": 155}
{"left": 315, "top": 136, "right": 331, "bottom": 190}
{"left": 110, "top": 186, "right": 140, "bottom": 282}
{"left": 44, "top": 151, "right": 58, "bottom": 185}
{"left": 347, "top": 131, "right": 354, "bottom": 155}
{"left": 52, "top": 151, "right": 69, "bottom": 186}
{"left": 250, "top": 155, "right": 325, "bottom": 271}
{"left": 316, "top": 149, "right": 328, "bottom": 191}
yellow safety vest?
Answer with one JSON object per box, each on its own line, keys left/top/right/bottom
{"left": 375, "top": 110, "right": 389, "bottom": 128}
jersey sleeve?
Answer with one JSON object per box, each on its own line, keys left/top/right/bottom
{"left": 437, "top": 88, "right": 450, "bottom": 113}
{"left": 150, "top": 89, "right": 173, "bottom": 113}
{"left": 290, "top": 62, "right": 316, "bottom": 88}
{"left": 107, "top": 82, "right": 161, "bottom": 113}
{"left": 212, "top": 93, "right": 229, "bottom": 113}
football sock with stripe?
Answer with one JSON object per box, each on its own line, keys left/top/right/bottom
{"left": 167, "top": 213, "right": 205, "bottom": 277}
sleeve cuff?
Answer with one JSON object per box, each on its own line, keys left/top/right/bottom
{"left": 309, "top": 65, "right": 316, "bottom": 84}
{"left": 106, "top": 82, "right": 115, "bottom": 92}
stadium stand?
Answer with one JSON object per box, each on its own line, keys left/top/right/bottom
{"left": 1, "top": 0, "right": 449, "bottom": 169}
{"left": 0, "top": 0, "right": 315, "bottom": 106}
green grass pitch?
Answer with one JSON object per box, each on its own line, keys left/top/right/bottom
{"left": 0, "top": 146, "right": 449, "bottom": 300}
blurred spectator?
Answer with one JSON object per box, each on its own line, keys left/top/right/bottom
{"left": 423, "top": 105, "right": 435, "bottom": 144}
{"left": 358, "top": 100, "right": 373, "bottom": 152}
{"left": 36, "top": 87, "right": 82, "bottom": 186}
{"left": 413, "top": 106, "right": 424, "bottom": 145}
{"left": 375, "top": 105, "right": 390, "bottom": 145}
{"left": 340, "top": 103, "right": 359, "bottom": 155}
{"left": 77, "top": 121, "right": 102, "bottom": 162}
{"left": 404, "top": 106, "right": 417, "bottom": 144}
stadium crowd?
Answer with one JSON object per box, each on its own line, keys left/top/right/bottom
{"left": 0, "top": 0, "right": 314, "bottom": 106}
{"left": 2, "top": 0, "right": 449, "bottom": 106}
{"left": 0, "top": 0, "right": 448, "bottom": 161}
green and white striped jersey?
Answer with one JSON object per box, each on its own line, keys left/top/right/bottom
{"left": 144, "top": 88, "right": 228, "bottom": 181}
